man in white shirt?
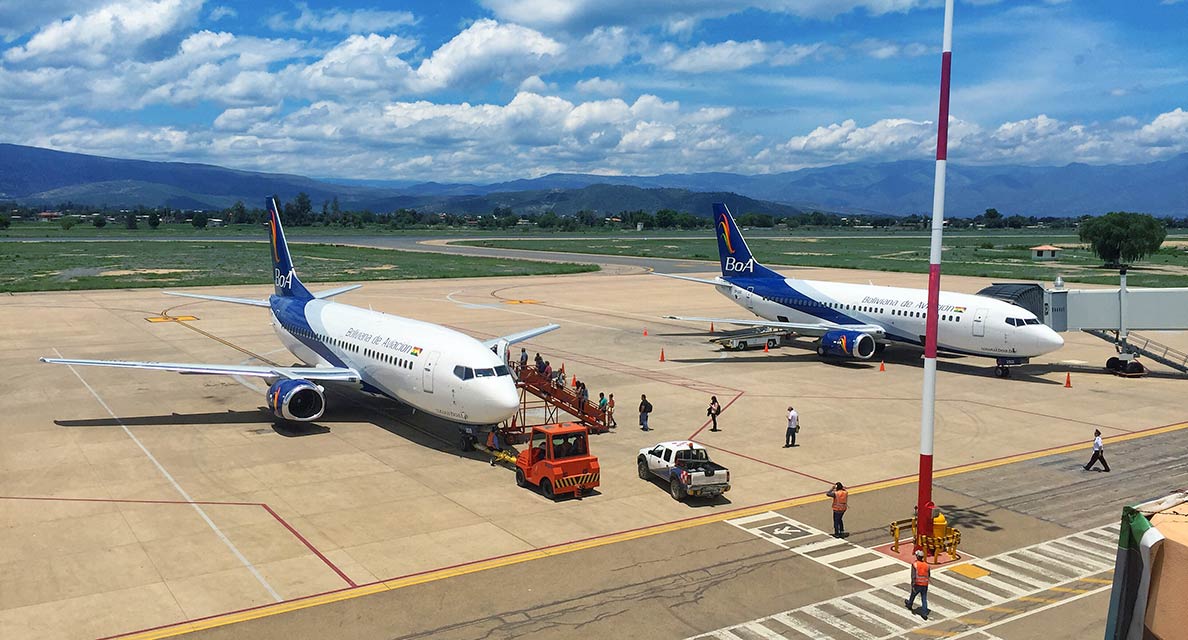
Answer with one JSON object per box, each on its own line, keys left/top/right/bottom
{"left": 1083, "top": 429, "right": 1110, "bottom": 472}
{"left": 785, "top": 406, "right": 799, "bottom": 447}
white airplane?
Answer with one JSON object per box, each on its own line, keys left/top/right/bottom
{"left": 660, "top": 203, "right": 1064, "bottom": 377}
{"left": 42, "top": 198, "right": 558, "bottom": 426}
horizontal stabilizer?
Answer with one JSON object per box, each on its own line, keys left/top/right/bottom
{"left": 653, "top": 273, "right": 725, "bottom": 286}
{"left": 482, "top": 323, "right": 561, "bottom": 349}
{"left": 313, "top": 284, "right": 362, "bottom": 299}
{"left": 163, "top": 291, "right": 270, "bottom": 307}
{"left": 40, "top": 357, "right": 360, "bottom": 382}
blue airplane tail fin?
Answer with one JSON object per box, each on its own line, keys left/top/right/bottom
{"left": 267, "top": 197, "right": 313, "bottom": 300}
{"left": 713, "top": 203, "right": 782, "bottom": 280}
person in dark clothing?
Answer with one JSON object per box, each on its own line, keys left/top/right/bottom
{"left": 1083, "top": 429, "right": 1111, "bottom": 472}
{"left": 707, "top": 396, "right": 721, "bottom": 431}
{"left": 639, "top": 394, "right": 653, "bottom": 431}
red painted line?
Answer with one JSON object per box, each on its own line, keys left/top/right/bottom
{"left": 936, "top": 51, "right": 952, "bottom": 161}
{"left": 692, "top": 442, "right": 833, "bottom": 485}
{"left": 687, "top": 391, "right": 744, "bottom": 440}
{"left": 259, "top": 504, "right": 356, "bottom": 588}
{"left": 0, "top": 495, "right": 355, "bottom": 588}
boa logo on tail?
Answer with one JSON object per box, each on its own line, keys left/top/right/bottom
{"left": 718, "top": 216, "right": 734, "bottom": 254}
{"left": 723, "top": 256, "right": 755, "bottom": 272}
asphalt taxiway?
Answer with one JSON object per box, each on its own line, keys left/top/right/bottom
{"left": 3, "top": 261, "right": 1185, "bottom": 639}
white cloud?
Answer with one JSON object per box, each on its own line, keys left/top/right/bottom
{"left": 518, "top": 75, "right": 552, "bottom": 93}
{"left": 575, "top": 76, "right": 623, "bottom": 95}
{"left": 661, "top": 40, "right": 828, "bottom": 73}
{"left": 267, "top": 2, "right": 415, "bottom": 34}
{"left": 481, "top": 0, "right": 941, "bottom": 31}
{"left": 411, "top": 19, "right": 563, "bottom": 92}
{"left": 0, "top": 1, "right": 110, "bottom": 41}
{"left": 208, "top": 6, "right": 236, "bottom": 21}
{"left": 4, "top": 0, "right": 204, "bottom": 68}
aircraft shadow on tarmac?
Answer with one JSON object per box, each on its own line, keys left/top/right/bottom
{"left": 669, "top": 344, "right": 1072, "bottom": 384}
{"left": 932, "top": 503, "right": 1004, "bottom": 533}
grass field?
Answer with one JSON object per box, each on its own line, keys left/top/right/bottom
{"left": 459, "top": 235, "right": 1188, "bottom": 287}
{"left": 0, "top": 240, "right": 596, "bottom": 293}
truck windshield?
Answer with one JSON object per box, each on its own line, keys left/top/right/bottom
{"left": 550, "top": 434, "right": 586, "bottom": 458}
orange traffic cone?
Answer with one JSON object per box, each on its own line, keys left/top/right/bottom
{"left": 571, "top": 374, "right": 577, "bottom": 386}
{"left": 710, "top": 322, "right": 715, "bottom": 333}
{"left": 1065, "top": 372, "right": 1072, "bottom": 388}
{"left": 879, "top": 361, "right": 886, "bottom": 372}
{"left": 643, "top": 328, "right": 648, "bottom": 336}
{"left": 764, "top": 342, "right": 770, "bottom": 353}
{"left": 659, "top": 349, "right": 666, "bottom": 362}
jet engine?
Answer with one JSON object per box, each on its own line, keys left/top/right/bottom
{"left": 817, "top": 330, "right": 877, "bottom": 360}
{"left": 267, "top": 379, "right": 325, "bottom": 421}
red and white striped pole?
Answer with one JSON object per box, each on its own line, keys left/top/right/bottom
{"left": 917, "top": 0, "right": 955, "bottom": 541}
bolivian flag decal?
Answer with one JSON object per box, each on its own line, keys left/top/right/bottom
{"left": 410, "top": 347, "right": 423, "bottom": 356}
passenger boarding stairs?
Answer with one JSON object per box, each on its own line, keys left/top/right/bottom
{"left": 511, "top": 366, "right": 611, "bottom": 433}
{"left": 1084, "top": 330, "right": 1188, "bottom": 374}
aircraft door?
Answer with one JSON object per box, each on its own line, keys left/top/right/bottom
{"left": 745, "top": 287, "right": 756, "bottom": 311}
{"left": 422, "top": 351, "right": 440, "bottom": 393}
{"left": 972, "top": 308, "right": 988, "bottom": 337}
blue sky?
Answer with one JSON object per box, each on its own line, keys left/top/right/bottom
{"left": 0, "top": 0, "right": 1185, "bottom": 182}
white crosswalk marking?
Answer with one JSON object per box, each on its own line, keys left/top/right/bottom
{"left": 740, "top": 621, "right": 788, "bottom": 640}
{"left": 771, "top": 612, "right": 837, "bottom": 639}
{"left": 689, "top": 523, "right": 1118, "bottom": 640}
{"left": 804, "top": 604, "right": 880, "bottom": 640}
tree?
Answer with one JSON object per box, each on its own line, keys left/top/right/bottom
{"left": 1079, "top": 212, "right": 1166, "bottom": 267}
{"left": 230, "top": 200, "right": 248, "bottom": 224}
{"left": 0, "top": 214, "right": 9, "bottom": 230}
{"left": 148, "top": 212, "right": 160, "bottom": 229}
{"left": 124, "top": 213, "right": 138, "bottom": 229}
{"left": 192, "top": 211, "right": 208, "bottom": 229}
{"left": 60, "top": 217, "right": 77, "bottom": 230}
{"left": 92, "top": 213, "right": 106, "bottom": 228}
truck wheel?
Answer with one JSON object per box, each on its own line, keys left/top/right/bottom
{"left": 458, "top": 433, "right": 475, "bottom": 452}
{"left": 1126, "top": 361, "right": 1146, "bottom": 375}
{"left": 816, "top": 345, "right": 826, "bottom": 357}
{"left": 540, "top": 478, "right": 555, "bottom": 500}
{"left": 515, "top": 468, "right": 527, "bottom": 488}
{"left": 767, "top": 338, "right": 777, "bottom": 349}
{"left": 1106, "top": 357, "right": 1120, "bottom": 371}
{"left": 736, "top": 341, "right": 747, "bottom": 351}
{"left": 638, "top": 460, "right": 649, "bottom": 480}
{"left": 669, "top": 478, "right": 687, "bottom": 501}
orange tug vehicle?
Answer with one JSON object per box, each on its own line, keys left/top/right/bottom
{"left": 514, "top": 423, "right": 600, "bottom": 500}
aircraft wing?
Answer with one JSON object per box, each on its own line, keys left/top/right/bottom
{"left": 313, "top": 284, "right": 362, "bottom": 299}
{"left": 653, "top": 273, "right": 725, "bottom": 286}
{"left": 40, "top": 358, "right": 360, "bottom": 382}
{"left": 482, "top": 323, "right": 560, "bottom": 349}
{"left": 163, "top": 291, "right": 270, "bottom": 307}
{"left": 664, "top": 316, "right": 886, "bottom": 339}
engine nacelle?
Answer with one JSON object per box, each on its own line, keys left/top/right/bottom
{"left": 818, "top": 330, "right": 877, "bottom": 360}
{"left": 267, "top": 379, "right": 325, "bottom": 421}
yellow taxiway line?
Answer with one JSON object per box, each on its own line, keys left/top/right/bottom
{"left": 114, "top": 419, "right": 1187, "bottom": 639}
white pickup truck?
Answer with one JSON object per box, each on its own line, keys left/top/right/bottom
{"left": 637, "top": 441, "right": 731, "bottom": 501}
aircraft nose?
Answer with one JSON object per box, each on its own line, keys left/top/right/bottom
{"left": 1037, "top": 327, "right": 1064, "bottom": 354}
{"left": 475, "top": 381, "right": 519, "bottom": 424}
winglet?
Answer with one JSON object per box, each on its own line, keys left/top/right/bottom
{"left": 268, "top": 197, "right": 313, "bottom": 300}
{"left": 713, "top": 203, "right": 782, "bottom": 280}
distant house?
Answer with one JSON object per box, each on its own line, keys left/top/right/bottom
{"left": 37, "top": 211, "right": 61, "bottom": 222}
{"left": 208, "top": 218, "right": 225, "bottom": 227}
{"left": 1030, "top": 245, "right": 1062, "bottom": 261}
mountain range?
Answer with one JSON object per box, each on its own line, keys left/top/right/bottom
{"left": 2, "top": 143, "right": 1185, "bottom": 217}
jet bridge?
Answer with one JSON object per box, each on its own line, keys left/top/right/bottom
{"left": 979, "top": 271, "right": 1188, "bottom": 375}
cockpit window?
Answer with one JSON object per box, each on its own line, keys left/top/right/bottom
{"left": 494, "top": 365, "right": 511, "bottom": 376}
{"left": 474, "top": 368, "right": 496, "bottom": 377}
{"left": 1024, "top": 318, "right": 1041, "bottom": 325}
{"left": 453, "top": 365, "right": 474, "bottom": 380}
{"left": 1007, "top": 318, "right": 1020, "bottom": 327}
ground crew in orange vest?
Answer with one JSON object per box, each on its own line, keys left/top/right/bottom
{"left": 905, "top": 549, "right": 931, "bottom": 619}
{"left": 826, "top": 482, "right": 848, "bottom": 538}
